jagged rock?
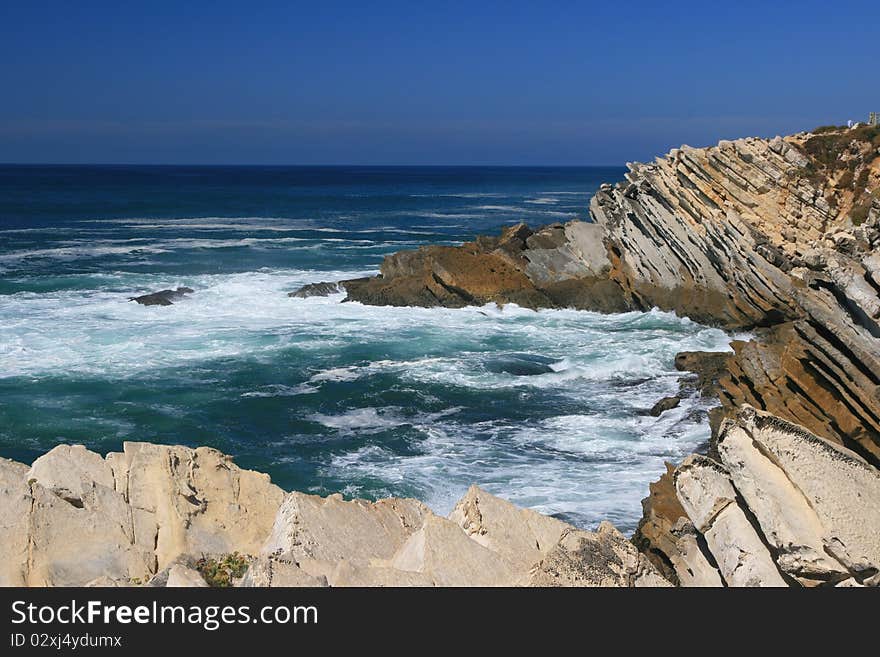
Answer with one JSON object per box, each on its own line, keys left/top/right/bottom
{"left": 28, "top": 444, "right": 115, "bottom": 505}
{"left": 328, "top": 562, "right": 434, "bottom": 587}
{"left": 448, "top": 486, "right": 669, "bottom": 587}
{"left": 717, "top": 411, "right": 851, "bottom": 585}
{"left": 649, "top": 396, "right": 681, "bottom": 416}
{"left": 525, "top": 522, "right": 671, "bottom": 587}
{"left": 0, "top": 458, "right": 32, "bottom": 586}
{"left": 4, "top": 446, "right": 671, "bottom": 588}
{"left": 632, "top": 463, "right": 689, "bottom": 583}
{"left": 449, "top": 484, "right": 570, "bottom": 571}
{"left": 341, "top": 221, "right": 628, "bottom": 312}
{"left": 391, "top": 514, "right": 522, "bottom": 586}
{"left": 129, "top": 287, "right": 194, "bottom": 306}
{"left": 113, "top": 442, "right": 285, "bottom": 569}
{"left": 166, "top": 564, "right": 209, "bottom": 588}
{"left": 262, "top": 492, "right": 431, "bottom": 581}
{"left": 674, "top": 351, "right": 731, "bottom": 397}
{"left": 26, "top": 481, "right": 156, "bottom": 586}
{"left": 674, "top": 454, "right": 787, "bottom": 587}
{"left": 729, "top": 407, "right": 880, "bottom": 581}
{"left": 288, "top": 281, "right": 344, "bottom": 298}
{"left": 667, "top": 519, "right": 725, "bottom": 587}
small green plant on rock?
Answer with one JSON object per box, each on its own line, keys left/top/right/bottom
{"left": 195, "top": 552, "right": 249, "bottom": 587}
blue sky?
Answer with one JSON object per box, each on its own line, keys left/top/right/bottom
{"left": 1, "top": 1, "right": 877, "bottom": 164}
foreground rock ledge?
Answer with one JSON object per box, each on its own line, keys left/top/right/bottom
{"left": 0, "top": 443, "right": 666, "bottom": 587}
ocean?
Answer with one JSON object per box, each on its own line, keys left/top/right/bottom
{"left": 0, "top": 165, "right": 733, "bottom": 531}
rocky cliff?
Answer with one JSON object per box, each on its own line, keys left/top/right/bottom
{"left": 333, "top": 125, "right": 880, "bottom": 586}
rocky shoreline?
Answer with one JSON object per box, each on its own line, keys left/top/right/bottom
{"left": 4, "top": 126, "right": 879, "bottom": 586}
{"left": 0, "top": 442, "right": 667, "bottom": 587}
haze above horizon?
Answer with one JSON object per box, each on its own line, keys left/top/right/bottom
{"left": 1, "top": 1, "right": 877, "bottom": 166}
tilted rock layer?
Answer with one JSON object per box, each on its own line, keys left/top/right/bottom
{"left": 0, "top": 445, "right": 666, "bottom": 587}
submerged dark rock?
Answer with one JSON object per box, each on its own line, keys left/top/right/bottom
{"left": 129, "top": 287, "right": 194, "bottom": 306}
{"left": 648, "top": 396, "right": 681, "bottom": 417}
{"left": 484, "top": 353, "right": 559, "bottom": 376}
{"left": 289, "top": 281, "right": 345, "bottom": 298}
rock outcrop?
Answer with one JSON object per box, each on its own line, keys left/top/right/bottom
{"left": 288, "top": 281, "right": 345, "bottom": 298}
{"left": 0, "top": 444, "right": 668, "bottom": 587}
{"left": 663, "top": 406, "right": 880, "bottom": 587}
{"left": 129, "top": 287, "right": 194, "bottom": 306}
{"left": 340, "top": 222, "right": 629, "bottom": 312}
{"left": 590, "top": 129, "right": 880, "bottom": 465}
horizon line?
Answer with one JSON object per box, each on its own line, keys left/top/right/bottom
{"left": 0, "top": 161, "right": 626, "bottom": 168}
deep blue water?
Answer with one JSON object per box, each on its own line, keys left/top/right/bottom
{"left": 0, "top": 165, "right": 731, "bottom": 530}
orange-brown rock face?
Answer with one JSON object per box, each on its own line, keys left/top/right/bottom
{"left": 341, "top": 221, "right": 631, "bottom": 312}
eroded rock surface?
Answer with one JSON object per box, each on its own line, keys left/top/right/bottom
{"left": 0, "top": 445, "right": 669, "bottom": 587}
{"left": 645, "top": 406, "right": 880, "bottom": 587}
{"left": 341, "top": 222, "right": 629, "bottom": 311}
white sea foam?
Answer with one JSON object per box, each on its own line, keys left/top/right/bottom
{"left": 1, "top": 263, "right": 733, "bottom": 530}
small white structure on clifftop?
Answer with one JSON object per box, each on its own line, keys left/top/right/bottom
{"left": 870, "top": 112, "right": 879, "bottom": 126}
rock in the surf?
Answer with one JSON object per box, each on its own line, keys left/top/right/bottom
{"left": 288, "top": 281, "right": 344, "bottom": 298}
{"left": 129, "top": 287, "right": 194, "bottom": 306}
{"left": 484, "top": 353, "right": 558, "bottom": 376}
{"left": 649, "top": 396, "right": 681, "bottom": 417}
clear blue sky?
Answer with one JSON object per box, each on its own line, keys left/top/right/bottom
{"left": 1, "top": 0, "right": 877, "bottom": 165}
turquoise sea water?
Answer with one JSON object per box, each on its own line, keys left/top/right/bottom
{"left": 0, "top": 165, "right": 732, "bottom": 531}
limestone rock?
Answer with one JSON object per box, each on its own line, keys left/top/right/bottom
{"left": 525, "top": 522, "right": 671, "bottom": 587}
{"left": 449, "top": 484, "right": 570, "bottom": 571}
{"left": 730, "top": 407, "right": 880, "bottom": 582}
{"left": 668, "top": 519, "right": 724, "bottom": 587}
{"left": 239, "top": 558, "right": 328, "bottom": 587}
{"left": 674, "top": 455, "right": 787, "bottom": 587}
{"left": 28, "top": 444, "right": 115, "bottom": 504}
{"left": 166, "top": 564, "right": 209, "bottom": 587}
{"left": 631, "top": 463, "right": 689, "bottom": 584}
{"left": 0, "top": 445, "right": 668, "bottom": 588}
{"left": 118, "top": 442, "right": 285, "bottom": 569}
{"left": 262, "top": 492, "right": 430, "bottom": 580}
{"left": 391, "top": 514, "right": 522, "bottom": 586}
{"left": 0, "top": 458, "right": 32, "bottom": 586}
{"left": 717, "top": 411, "right": 851, "bottom": 585}
{"left": 26, "top": 481, "right": 155, "bottom": 586}
{"left": 328, "top": 562, "right": 433, "bottom": 587}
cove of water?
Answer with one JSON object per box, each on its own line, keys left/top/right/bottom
{"left": 0, "top": 165, "right": 733, "bottom": 531}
